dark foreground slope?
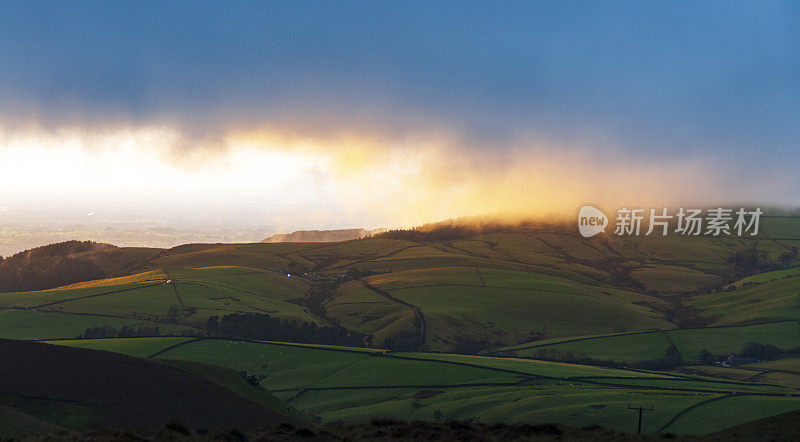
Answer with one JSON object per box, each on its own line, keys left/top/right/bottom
{"left": 8, "top": 410, "right": 800, "bottom": 441}
{"left": 0, "top": 339, "right": 298, "bottom": 434}
{"left": 707, "top": 408, "right": 800, "bottom": 441}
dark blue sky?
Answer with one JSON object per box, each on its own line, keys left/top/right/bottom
{"left": 1, "top": 1, "right": 798, "bottom": 161}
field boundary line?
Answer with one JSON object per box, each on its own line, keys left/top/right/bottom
{"left": 304, "top": 358, "right": 372, "bottom": 390}
{"left": 164, "top": 270, "right": 184, "bottom": 307}
{"left": 275, "top": 379, "right": 532, "bottom": 394}
{"left": 274, "top": 376, "right": 796, "bottom": 398}
{"left": 190, "top": 337, "right": 382, "bottom": 355}
{"left": 743, "top": 370, "right": 772, "bottom": 383}
{"left": 147, "top": 337, "right": 205, "bottom": 358}
{"left": 179, "top": 280, "right": 265, "bottom": 297}
{"left": 474, "top": 267, "right": 486, "bottom": 287}
{"left": 485, "top": 329, "right": 663, "bottom": 354}
{"left": 363, "top": 282, "right": 484, "bottom": 291}
{"left": 571, "top": 375, "right": 790, "bottom": 390}
{"left": 361, "top": 280, "right": 427, "bottom": 350}
{"left": 325, "top": 244, "right": 422, "bottom": 270}
{"left": 657, "top": 394, "right": 733, "bottom": 433}
{"left": 384, "top": 354, "right": 799, "bottom": 396}
{"left": 490, "top": 319, "right": 799, "bottom": 354}
{"left": 30, "top": 282, "right": 165, "bottom": 309}
{"left": 38, "top": 335, "right": 199, "bottom": 342}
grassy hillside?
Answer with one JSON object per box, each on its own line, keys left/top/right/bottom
{"left": 689, "top": 270, "right": 800, "bottom": 325}
{"left": 1, "top": 222, "right": 798, "bottom": 350}
{"left": 47, "top": 337, "right": 800, "bottom": 436}
{"left": 3, "top": 218, "right": 800, "bottom": 436}
{"left": 0, "top": 339, "right": 304, "bottom": 438}
{"left": 0, "top": 266, "right": 315, "bottom": 341}
{"left": 0, "top": 309, "right": 193, "bottom": 340}
{"left": 351, "top": 267, "right": 672, "bottom": 350}
{"left": 493, "top": 321, "right": 800, "bottom": 365}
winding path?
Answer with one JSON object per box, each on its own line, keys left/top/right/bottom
{"left": 360, "top": 280, "right": 427, "bottom": 351}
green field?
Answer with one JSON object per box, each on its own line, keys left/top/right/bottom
{"left": 46, "top": 337, "right": 800, "bottom": 435}
{"left": 46, "top": 337, "right": 194, "bottom": 358}
{"left": 0, "top": 309, "right": 194, "bottom": 340}
{"left": 630, "top": 264, "right": 722, "bottom": 293}
{"left": 353, "top": 267, "right": 673, "bottom": 350}
{"left": 748, "top": 355, "right": 800, "bottom": 372}
{"left": 0, "top": 266, "right": 316, "bottom": 340}
{"left": 496, "top": 321, "right": 800, "bottom": 365}
{"left": 3, "top": 221, "right": 800, "bottom": 436}
{"left": 690, "top": 275, "right": 800, "bottom": 325}
{"left": 325, "top": 280, "right": 416, "bottom": 345}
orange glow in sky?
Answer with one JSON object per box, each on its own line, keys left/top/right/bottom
{"left": 0, "top": 123, "right": 789, "bottom": 230}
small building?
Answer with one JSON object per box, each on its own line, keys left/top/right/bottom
{"left": 722, "top": 353, "right": 758, "bottom": 367}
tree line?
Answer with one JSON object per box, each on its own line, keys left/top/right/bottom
{"left": 0, "top": 240, "right": 113, "bottom": 292}
{"left": 374, "top": 219, "right": 546, "bottom": 242}
{"left": 205, "top": 312, "right": 365, "bottom": 347}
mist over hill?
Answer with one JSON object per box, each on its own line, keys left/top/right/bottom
{"left": 263, "top": 228, "right": 384, "bottom": 243}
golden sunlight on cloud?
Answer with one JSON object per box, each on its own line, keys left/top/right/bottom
{"left": 0, "top": 124, "right": 736, "bottom": 228}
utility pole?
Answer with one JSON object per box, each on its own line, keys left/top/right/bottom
{"left": 627, "top": 405, "right": 654, "bottom": 434}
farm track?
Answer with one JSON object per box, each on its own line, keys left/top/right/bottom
{"left": 360, "top": 280, "right": 427, "bottom": 351}
{"left": 147, "top": 337, "right": 205, "bottom": 358}
{"left": 657, "top": 394, "right": 734, "bottom": 432}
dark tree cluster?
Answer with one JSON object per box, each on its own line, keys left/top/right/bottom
{"left": 239, "top": 371, "right": 262, "bottom": 387}
{"left": 380, "top": 329, "right": 426, "bottom": 352}
{"left": 0, "top": 240, "right": 113, "bottom": 292}
{"left": 206, "top": 313, "right": 365, "bottom": 347}
{"left": 516, "top": 348, "right": 622, "bottom": 368}
{"left": 628, "top": 344, "right": 684, "bottom": 370}
{"left": 345, "top": 266, "right": 373, "bottom": 280}
{"left": 450, "top": 335, "right": 494, "bottom": 354}
{"left": 728, "top": 245, "right": 769, "bottom": 277}
{"left": 778, "top": 246, "right": 799, "bottom": 268}
{"left": 698, "top": 342, "right": 790, "bottom": 365}
{"left": 374, "top": 219, "right": 546, "bottom": 242}
{"left": 740, "top": 342, "right": 783, "bottom": 361}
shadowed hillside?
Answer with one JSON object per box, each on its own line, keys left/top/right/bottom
{"left": 0, "top": 339, "right": 302, "bottom": 435}
{"left": 8, "top": 410, "right": 800, "bottom": 441}
{"left": 0, "top": 241, "right": 161, "bottom": 292}
{"left": 1, "top": 216, "right": 799, "bottom": 437}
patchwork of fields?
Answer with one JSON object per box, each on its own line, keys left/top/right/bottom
{"left": 1, "top": 218, "right": 799, "bottom": 436}
{"left": 45, "top": 337, "right": 800, "bottom": 436}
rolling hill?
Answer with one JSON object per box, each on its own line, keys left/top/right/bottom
{"left": 1, "top": 216, "right": 799, "bottom": 437}
{"left": 43, "top": 336, "right": 800, "bottom": 436}
{"left": 0, "top": 339, "right": 303, "bottom": 438}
